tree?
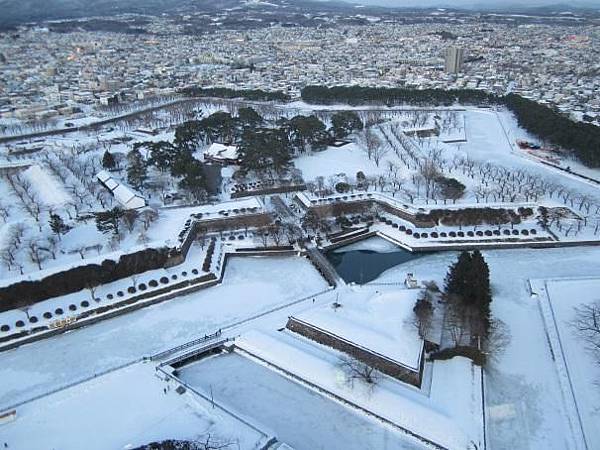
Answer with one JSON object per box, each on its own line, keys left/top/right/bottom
{"left": 95, "top": 207, "right": 124, "bottom": 235}
{"left": 127, "top": 148, "right": 148, "bottom": 189}
{"left": 302, "top": 210, "right": 322, "bottom": 233}
{"left": 102, "top": 150, "right": 116, "bottom": 170}
{"left": 444, "top": 250, "right": 492, "bottom": 342}
{"left": 174, "top": 119, "right": 204, "bottom": 153}
{"left": 412, "top": 291, "right": 434, "bottom": 339}
{"left": 27, "top": 239, "right": 48, "bottom": 270}
{"left": 437, "top": 177, "right": 466, "bottom": 204}
{"left": 179, "top": 160, "right": 208, "bottom": 201}
{"left": 282, "top": 115, "right": 329, "bottom": 153}
{"left": 237, "top": 128, "right": 292, "bottom": 176}
{"left": 237, "top": 107, "right": 263, "bottom": 128}
{"left": 330, "top": 111, "right": 364, "bottom": 139}
{"left": 571, "top": 301, "right": 600, "bottom": 363}
{"left": 49, "top": 213, "right": 71, "bottom": 240}
{"left": 122, "top": 209, "right": 139, "bottom": 232}
{"left": 338, "top": 356, "right": 378, "bottom": 387}
{"left": 149, "top": 141, "right": 177, "bottom": 172}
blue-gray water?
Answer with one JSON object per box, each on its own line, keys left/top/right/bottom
{"left": 326, "top": 246, "right": 422, "bottom": 284}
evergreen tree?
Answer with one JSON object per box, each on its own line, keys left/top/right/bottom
{"left": 330, "top": 111, "right": 363, "bottom": 139}
{"left": 179, "top": 160, "right": 208, "bottom": 201}
{"left": 102, "top": 150, "right": 116, "bottom": 170}
{"left": 444, "top": 250, "right": 492, "bottom": 339}
{"left": 49, "top": 213, "right": 71, "bottom": 240}
{"left": 238, "top": 107, "right": 263, "bottom": 128}
{"left": 94, "top": 207, "right": 124, "bottom": 235}
{"left": 149, "top": 141, "right": 176, "bottom": 172}
{"left": 127, "top": 148, "right": 148, "bottom": 189}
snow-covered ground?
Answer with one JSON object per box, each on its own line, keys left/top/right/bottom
{"left": 373, "top": 246, "right": 600, "bottom": 450}
{"left": 0, "top": 255, "right": 328, "bottom": 409}
{"left": 0, "top": 361, "right": 268, "bottom": 450}
{"left": 179, "top": 352, "right": 423, "bottom": 450}
{"left": 533, "top": 277, "right": 600, "bottom": 450}
{"left": 295, "top": 288, "right": 423, "bottom": 370}
{"left": 295, "top": 142, "right": 381, "bottom": 181}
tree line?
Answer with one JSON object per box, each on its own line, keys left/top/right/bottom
{"left": 179, "top": 87, "right": 290, "bottom": 102}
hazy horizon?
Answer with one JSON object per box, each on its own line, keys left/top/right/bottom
{"left": 341, "top": 0, "right": 600, "bottom": 8}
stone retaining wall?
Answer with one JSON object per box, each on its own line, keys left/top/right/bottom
{"left": 286, "top": 316, "right": 423, "bottom": 387}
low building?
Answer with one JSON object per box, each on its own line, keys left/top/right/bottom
{"left": 96, "top": 170, "right": 146, "bottom": 210}
{"left": 203, "top": 143, "right": 240, "bottom": 165}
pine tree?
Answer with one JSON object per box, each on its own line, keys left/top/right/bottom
{"left": 48, "top": 213, "right": 71, "bottom": 240}
{"left": 126, "top": 149, "right": 147, "bottom": 189}
{"left": 94, "top": 207, "right": 124, "bottom": 235}
{"left": 102, "top": 150, "right": 116, "bottom": 170}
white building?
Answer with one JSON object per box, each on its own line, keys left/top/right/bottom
{"left": 96, "top": 170, "right": 146, "bottom": 210}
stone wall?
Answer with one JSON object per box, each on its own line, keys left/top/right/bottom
{"left": 286, "top": 316, "right": 423, "bottom": 387}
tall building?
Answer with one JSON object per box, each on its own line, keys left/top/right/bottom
{"left": 445, "top": 47, "right": 464, "bottom": 74}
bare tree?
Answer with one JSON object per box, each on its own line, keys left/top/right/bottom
{"left": 338, "top": 356, "right": 379, "bottom": 387}
{"left": 27, "top": 239, "right": 48, "bottom": 270}
{"left": 571, "top": 301, "right": 600, "bottom": 363}
{"left": 412, "top": 291, "right": 434, "bottom": 340}
{"left": 372, "top": 144, "right": 389, "bottom": 167}
{"left": 481, "top": 318, "right": 511, "bottom": 364}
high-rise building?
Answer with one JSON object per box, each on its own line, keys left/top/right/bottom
{"left": 445, "top": 47, "right": 464, "bottom": 74}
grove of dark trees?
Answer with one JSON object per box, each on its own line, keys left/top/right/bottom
{"left": 0, "top": 247, "right": 171, "bottom": 311}
{"left": 179, "top": 86, "right": 290, "bottom": 102}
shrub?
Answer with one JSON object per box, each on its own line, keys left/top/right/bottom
{"left": 1, "top": 325, "right": 9, "bottom": 332}
{"left": 43, "top": 312, "right": 52, "bottom": 319}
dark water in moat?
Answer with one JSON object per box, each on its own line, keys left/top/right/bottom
{"left": 325, "top": 244, "right": 423, "bottom": 284}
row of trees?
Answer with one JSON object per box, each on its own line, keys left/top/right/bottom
{"left": 179, "top": 86, "right": 290, "bottom": 102}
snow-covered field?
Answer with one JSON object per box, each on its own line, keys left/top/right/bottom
{"left": 1, "top": 361, "right": 267, "bottom": 450}
{"left": 0, "top": 256, "right": 328, "bottom": 409}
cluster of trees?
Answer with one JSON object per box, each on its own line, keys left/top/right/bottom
{"left": 237, "top": 127, "right": 292, "bottom": 177}
{"left": 179, "top": 86, "right": 290, "bottom": 102}
{"left": 94, "top": 207, "right": 158, "bottom": 240}
{"left": 504, "top": 94, "right": 600, "bottom": 168}
{"left": 301, "top": 85, "right": 494, "bottom": 107}
{"left": 443, "top": 251, "right": 500, "bottom": 359}
{"left": 301, "top": 85, "right": 600, "bottom": 168}
{"left": 416, "top": 207, "right": 532, "bottom": 227}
